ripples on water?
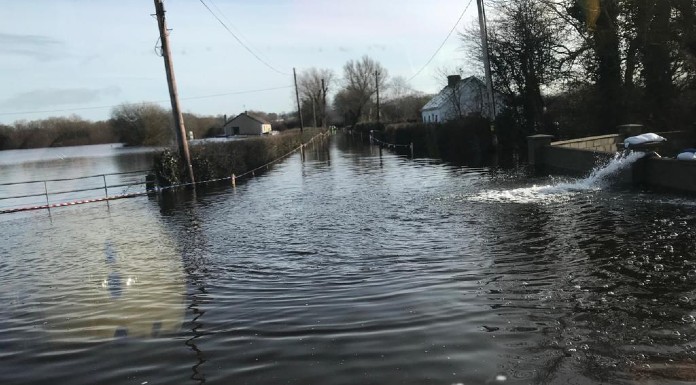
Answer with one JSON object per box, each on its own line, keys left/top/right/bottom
{"left": 1, "top": 135, "right": 696, "bottom": 384}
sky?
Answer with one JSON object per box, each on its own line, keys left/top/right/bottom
{"left": 0, "top": 0, "right": 483, "bottom": 124}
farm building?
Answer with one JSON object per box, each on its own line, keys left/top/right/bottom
{"left": 223, "top": 112, "right": 272, "bottom": 136}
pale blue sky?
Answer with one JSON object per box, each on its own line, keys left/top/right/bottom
{"left": 0, "top": 0, "right": 481, "bottom": 124}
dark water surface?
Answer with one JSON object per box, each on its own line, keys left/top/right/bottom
{"left": 2, "top": 135, "right": 696, "bottom": 384}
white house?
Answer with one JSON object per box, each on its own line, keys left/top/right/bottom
{"left": 223, "top": 112, "right": 272, "bottom": 136}
{"left": 421, "top": 75, "right": 502, "bottom": 123}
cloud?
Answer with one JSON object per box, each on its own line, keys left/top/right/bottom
{"left": 0, "top": 87, "right": 122, "bottom": 110}
{"left": 0, "top": 32, "right": 65, "bottom": 61}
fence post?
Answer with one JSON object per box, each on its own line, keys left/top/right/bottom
{"left": 102, "top": 174, "right": 110, "bottom": 209}
{"left": 231, "top": 174, "right": 236, "bottom": 188}
{"left": 410, "top": 142, "right": 414, "bottom": 158}
{"left": 43, "top": 181, "right": 50, "bottom": 213}
{"left": 527, "top": 134, "right": 554, "bottom": 168}
{"left": 102, "top": 175, "right": 109, "bottom": 198}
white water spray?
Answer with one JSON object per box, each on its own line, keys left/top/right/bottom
{"left": 472, "top": 151, "right": 646, "bottom": 204}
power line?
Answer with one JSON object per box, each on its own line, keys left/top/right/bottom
{"left": 0, "top": 85, "right": 294, "bottom": 117}
{"left": 407, "top": 0, "right": 474, "bottom": 82}
{"left": 181, "top": 85, "right": 293, "bottom": 101}
{"left": 206, "top": 0, "right": 271, "bottom": 62}
{"left": 198, "top": 0, "right": 291, "bottom": 76}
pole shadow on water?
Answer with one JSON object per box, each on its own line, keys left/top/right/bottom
{"left": 156, "top": 194, "right": 210, "bottom": 384}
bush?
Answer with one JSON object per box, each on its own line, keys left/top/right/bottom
{"left": 153, "top": 128, "right": 325, "bottom": 186}
{"left": 110, "top": 103, "right": 173, "bottom": 146}
{"left": 352, "top": 121, "right": 385, "bottom": 133}
{"left": 382, "top": 117, "right": 493, "bottom": 165}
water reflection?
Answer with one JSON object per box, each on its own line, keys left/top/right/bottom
{"left": 39, "top": 209, "right": 186, "bottom": 341}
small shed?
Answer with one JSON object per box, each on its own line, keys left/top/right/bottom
{"left": 223, "top": 112, "right": 272, "bottom": 136}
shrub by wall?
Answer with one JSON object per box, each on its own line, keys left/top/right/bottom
{"left": 153, "top": 128, "right": 324, "bottom": 187}
{"left": 352, "top": 122, "right": 385, "bottom": 133}
{"left": 381, "top": 117, "right": 493, "bottom": 164}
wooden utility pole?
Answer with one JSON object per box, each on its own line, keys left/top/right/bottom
{"left": 293, "top": 68, "right": 304, "bottom": 132}
{"left": 375, "top": 71, "right": 381, "bottom": 124}
{"left": 311, "top": 97, "right": 317, "bottom": 128}
{"left": 321, "top": 78, "right": 327, "bottom": 128}
{"left": 154, "top": 0, "right": 195, "bottom": 184}
{"left": 477, "top": 0, "right": 497, "bottom": 123}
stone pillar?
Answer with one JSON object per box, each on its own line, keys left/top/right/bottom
{"left": 527, "top": 134, "right": 554, "bottom": 166}
{"left": 617, "top": 124, "right": 644, "bottom": 137}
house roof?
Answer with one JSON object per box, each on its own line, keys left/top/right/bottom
{"left": 227, "top": 112, "right": 271, "bottom": 125}
{"left": 421, "top": 76, "right": 484, "bottom": 112}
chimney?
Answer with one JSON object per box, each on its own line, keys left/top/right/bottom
{"left": 447, "top": 75, "right": 461, "bottom": 88}
{"left": 223, "top": 114, "right": 227, "bottom": 123}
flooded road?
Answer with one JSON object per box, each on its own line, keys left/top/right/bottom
{"left": 2, "top": 134, "right": 696, "bottom": 384}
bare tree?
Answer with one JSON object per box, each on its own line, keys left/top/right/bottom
{"left": 337, "top": 55, "right": 389, "bottom": 125}
{"left": 461, "top": 0, "right": 574, "bottom": 134}
{"left": 386, "top": 76, "right": 414, "bottom": 100}
{"left": 298, "top": 67, "right": 335, "bottom": 127}
{"left": 380, "top": 76, "right": 430, "bottom": 122}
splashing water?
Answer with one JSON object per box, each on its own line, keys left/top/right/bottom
{"left": 472, "top": 151, "right": 646, "bottom": 204}
{"left": 580, "top": 151, "right": 646, "bottom": 188}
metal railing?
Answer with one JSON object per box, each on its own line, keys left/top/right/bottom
{"left": 0, "top": 131, "right": 334, "bottom": 215}
{"left": 0, "top": 169, "right": 152, "bottom": 214}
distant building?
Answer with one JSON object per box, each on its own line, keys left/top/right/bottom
{"left": 420, "top": 75, "right": 502, "bottom": 123}
{"left": 223, "top": 112, "right": 272, "bottom": 135}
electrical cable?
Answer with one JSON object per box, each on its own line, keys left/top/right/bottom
{"left": 198, "top": 0, "right": 291, "bottom": 76}
{"left": 206, "top": 0, "right": 273, "bottom": 63}
{"left": 407, "top": 0, "right": 474, "bottom": 82}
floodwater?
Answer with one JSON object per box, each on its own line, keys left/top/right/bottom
{"left": 1, "top": 134, "right": 696, "bottom": 385}
{"left": 0, "top": 143, "right": 156, "bottom": 210}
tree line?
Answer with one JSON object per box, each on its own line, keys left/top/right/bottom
{"left": 460, "top": 0, "right": 696, "bottom": 144}
{"left": 12, "top": 0, "right": 694, "bottom": 153}
{"left": 0, "top": 104, "right": 225, "bottom": 150}
{"left": 295, "top": 56, "right": 432, "bottom": 128}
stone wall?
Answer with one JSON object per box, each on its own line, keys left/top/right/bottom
{"left": 550, "top": 134, "right": 621, "bottom": 153}
{"left": 528, "top": 131, "right": 696, "bottom": 194}
{"left": 633, "top": 157, "right": 696, "bottom": 193}
{"left": 540, "top": 145, "right": 616, "bottom": 176}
